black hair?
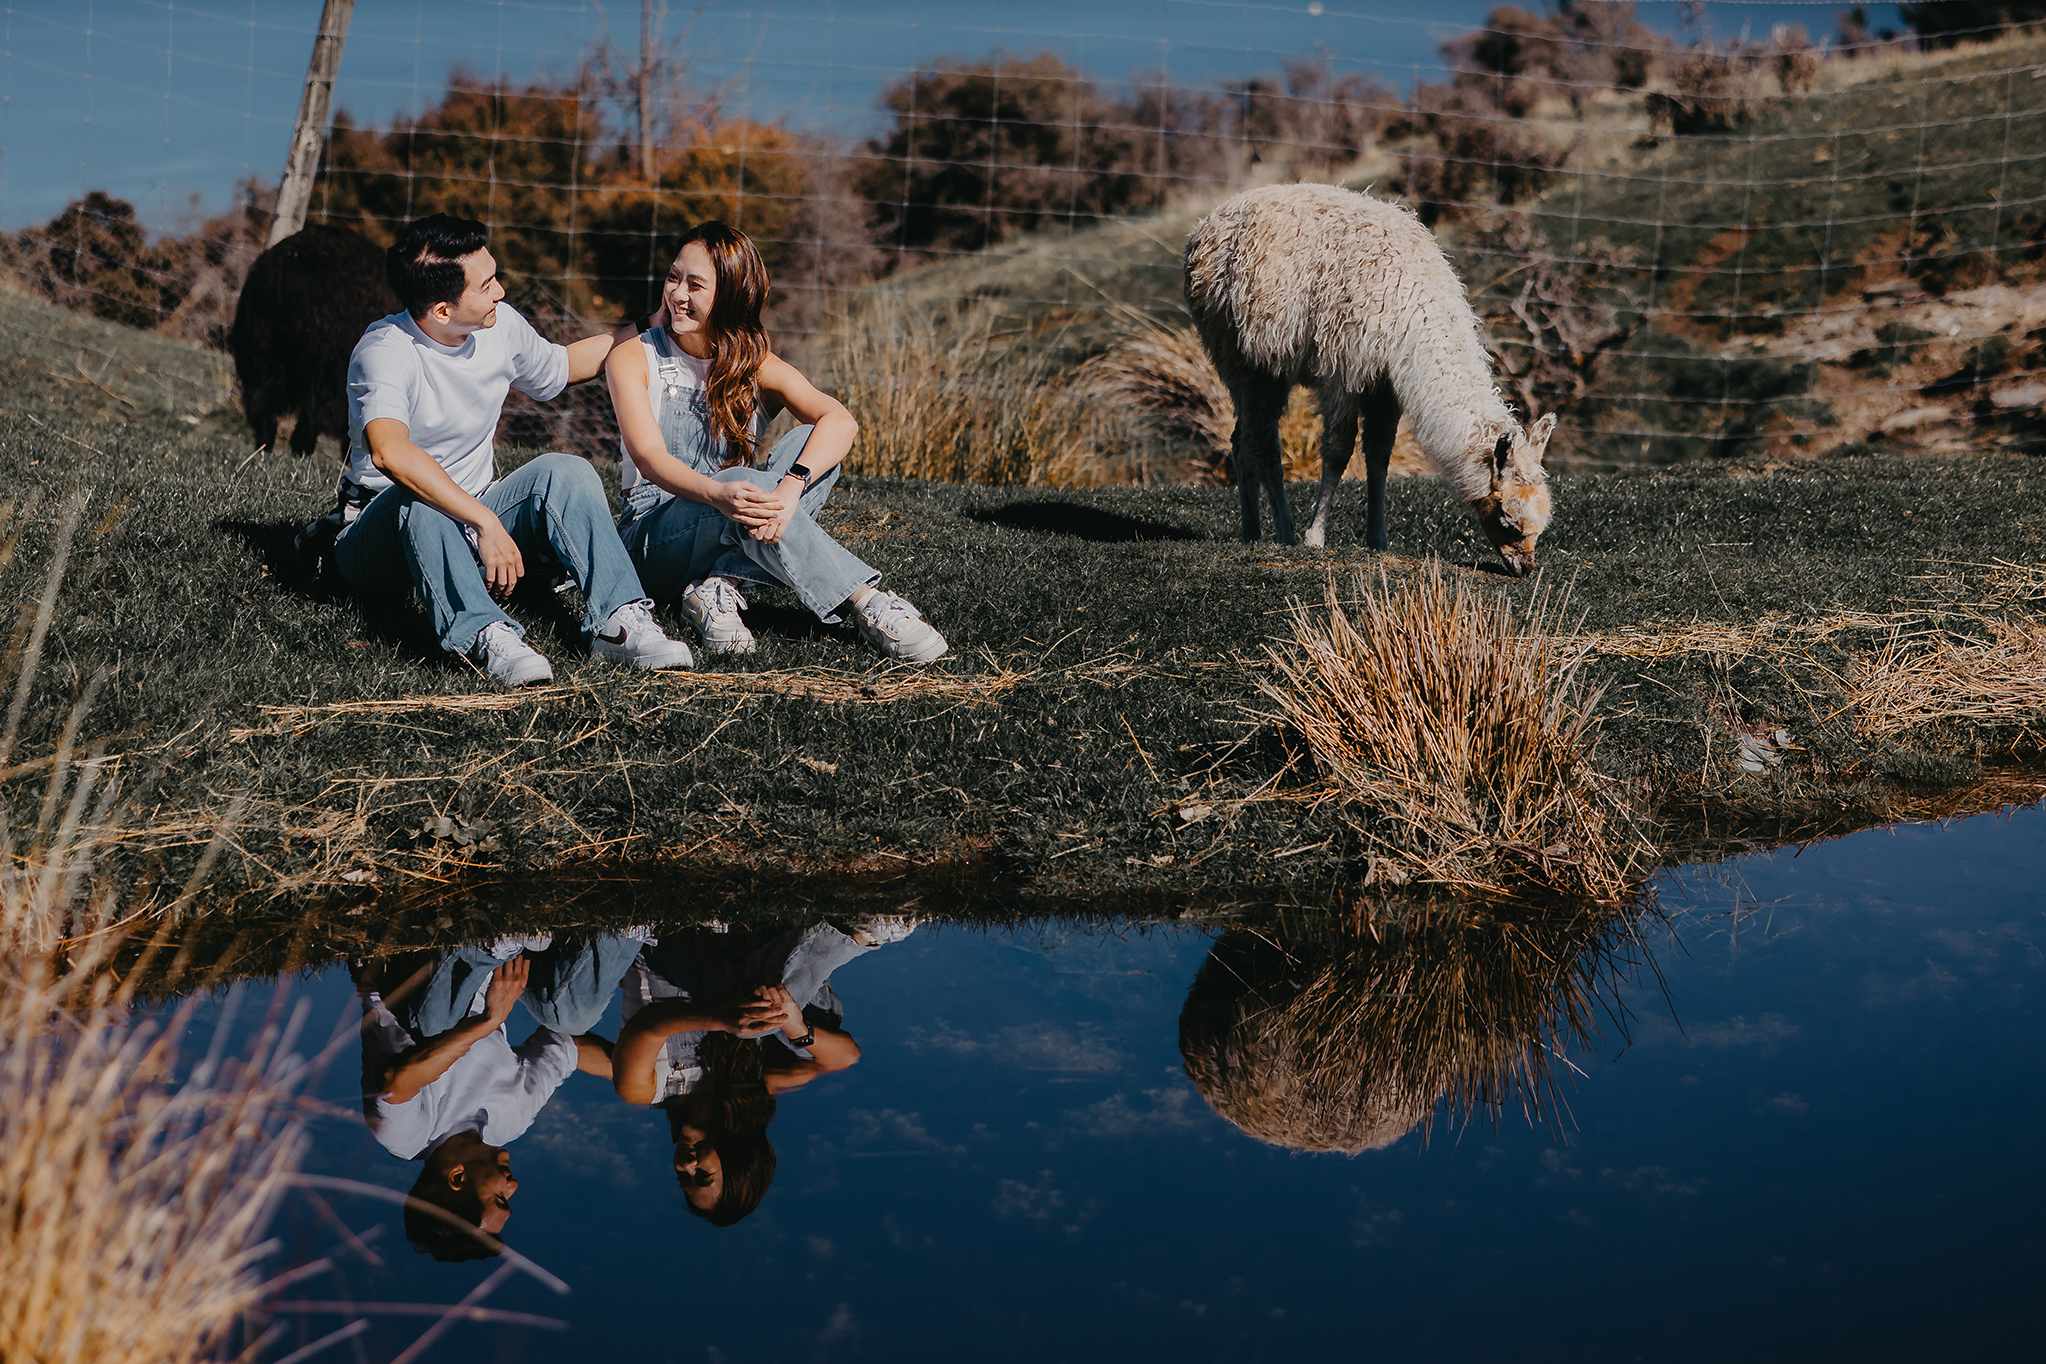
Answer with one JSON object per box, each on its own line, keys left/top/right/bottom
{"left": 402, "top": 1161, "right": 504, "bottom": 1263}
{"left": 386, "top": 212, "right": 490, "bottom": 318}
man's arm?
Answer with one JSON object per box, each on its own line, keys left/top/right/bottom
{"left": 573, "top": 1033, "right": 614, "bottom": 1080}
{"left": 561, "top": 325, "right": 641, "bottom": 385}
{"left": 379, "top": 958, "right": 530, "bottom": 1104}
{"left": 364, "top": 417, "right": 525, "bottom": 598}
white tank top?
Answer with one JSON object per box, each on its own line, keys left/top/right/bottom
{"left": 620, "top": 328, "right": 764, "bottom": 491}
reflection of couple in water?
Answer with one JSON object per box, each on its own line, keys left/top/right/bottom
{"left": 354, "top": 917, "right": 913, "bottom": 1258}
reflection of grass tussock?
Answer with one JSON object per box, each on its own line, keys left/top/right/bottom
{"left": 1179, "top": 901, "right": 1636, "bottom": 1152}
{"left": 0, "top": 966, "right": 307, "bottom": 1364}
{"left": 1261, "top": 566, "right": 1655, "bottom": 902}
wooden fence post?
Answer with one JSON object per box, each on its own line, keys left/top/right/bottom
{"left": 267, "top": 0, "right": 357, "bottom": 248}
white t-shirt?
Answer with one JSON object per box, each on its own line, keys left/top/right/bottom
{"left": 344, "top": 304, "right": 571, "bottom": 498}
{"left": 361, "top": 993, "right": 580, "bottom": 1160}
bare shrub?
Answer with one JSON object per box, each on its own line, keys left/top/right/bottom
{"left": 1472, "top": 212, "right": 1645, "bottom": 418}
{"left": 1224, "top": 58, "right": 1396, "bottom": 177}
{"left": 1395, "top": 85, "right": 1564, "bottom": 225}
{"left": 1260, "top": 565, "right": 1655, "bottom": 903}
{"left": 3, "top": 188, "right": 270, "bottom": 351}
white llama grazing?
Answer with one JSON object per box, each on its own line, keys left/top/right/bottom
{"left": 1184, "top": 182, "right": 1557, "bottom": 575}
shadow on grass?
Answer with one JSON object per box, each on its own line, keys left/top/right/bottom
{"left": 216, "top": 516, "right": 589, "bottom": 663}
{"left": 970, "top": 500, "right": 1205, "bottom": 543}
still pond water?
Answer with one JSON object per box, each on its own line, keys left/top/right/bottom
{"left": 235, "top": 806, "right": 2042, "bottom": 1363}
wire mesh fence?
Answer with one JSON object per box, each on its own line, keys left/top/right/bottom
{"left": 4, "top": 1, "right": 2046, "bottom": 481}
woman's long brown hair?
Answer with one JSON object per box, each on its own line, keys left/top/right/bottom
{"left": 671, "top": 220, "right": 770, "bottom": 466}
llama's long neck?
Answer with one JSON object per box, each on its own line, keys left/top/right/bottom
{"left": 1385, "top": 297, "right": 1513, "bottom": 504}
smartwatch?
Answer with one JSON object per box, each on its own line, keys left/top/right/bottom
{"left": 786, "top": 1029, "right": 816, "bottom": 1049}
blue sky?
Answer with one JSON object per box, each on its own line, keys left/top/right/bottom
{"left": 1, "top": 0, "right": 1905, "bottom": 233}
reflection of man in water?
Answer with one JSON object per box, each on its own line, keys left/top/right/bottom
{"left": 611, "top": 918, "right": 914, "bottom": 1226}
{"left": 354, "top": 932, "right": 646, "bottom": 1260}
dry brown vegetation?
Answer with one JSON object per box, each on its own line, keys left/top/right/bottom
{"left": 1260, "top": 565, "right": 1657, "bottom": 903}
{"left": 1179, "top": 900, "right": 1635, "bottom": 1151}
{"left": 1067, "top": 320, "right": 1433, "bottom": 485}
{"left": 0, "top": 963, "right": 308, "bottom": 1364}
{"left": 0, "top": 525, "right": 309, "bottom": 1364}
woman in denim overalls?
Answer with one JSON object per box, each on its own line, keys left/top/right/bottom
{"left": 606, "top": 221, "right": 948, "bottom": 661}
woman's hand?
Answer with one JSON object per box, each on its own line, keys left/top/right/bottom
{"left": 755, "top": 984, "right": 809, "bottom": 1039}
{"left": 747, "top": 480, "right": 803, "bottom": 545}
{"left": 710, "top": 479, "right": 782, "bottom": 530}
{"left": 710, "top": 993, "right": 787, "bottom": 1038}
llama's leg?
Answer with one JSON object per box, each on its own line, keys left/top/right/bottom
{"left": 1303, "top": 388, "right": 1358, "bottom": 550}
{"left": 1234, "top": 376, "right": 1293, "bottom": 544}
{"left": 1360, "top": 385, "right": 1403, "bottom": 552}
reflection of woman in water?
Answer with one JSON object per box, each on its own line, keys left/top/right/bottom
{"left": 611, "top": 919, "right": 911, "bottom": 1225}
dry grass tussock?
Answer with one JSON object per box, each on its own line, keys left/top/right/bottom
{"left": 0, "top": 501, "right": 315, "bottom": 1364}
{"left": 827, "top": 294, "right": 1113, "bottom": 485}
{"left": 1068, "top": 319, "right": 1429, "bottom": 485}
{"left": 1261, "top": 565, "right": 1655, "bottom": 903}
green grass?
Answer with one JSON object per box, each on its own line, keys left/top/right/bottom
{"left": 4, "top": 320, "right": 2043, "bottom": 973}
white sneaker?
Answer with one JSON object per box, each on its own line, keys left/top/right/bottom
{"left": 680, "top": 576, "right": 757, "bottom": 654}
{"left": 848, "top": 915, "right": 920, "bottom": 946}
{"left": 487, "top": 932, "right": 554, "bottom": 957}
{"left": 852, "top": 589, "right": 948, "bottom": 662}
{"left": 471, "top": 621, "right": 553, "bottom": 688}
{"left": 592, "top": 599, "right": 694, "bottom": 670}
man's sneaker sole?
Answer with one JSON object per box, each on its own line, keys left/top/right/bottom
{"left": 682, "top": 612, "right": 757, "bottom": 654}
{"left": 593, "top": 633, "right": 695, "bottom": 670}
{"left": 493, "top": 655, "right": 555, "bottom": 687}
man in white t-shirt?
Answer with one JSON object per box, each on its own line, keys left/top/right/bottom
{"left": 333, "top": 212, "right": 693, "bottom": 687}
{"left": 357, "top": 930, "right": 646, "bottom": 1261}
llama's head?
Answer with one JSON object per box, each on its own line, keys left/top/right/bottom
{"left": 1469, "top": 413, "right": 1557, "bottom": 577}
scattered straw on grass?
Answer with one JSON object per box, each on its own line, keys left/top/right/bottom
{"left": 1260, "top": 565, "right": 1655, "bottom": 902}
{"left": 1847, "top": 614, "right": 2046, "bottom": 738}
{"left": 227, "top": 651, "right": 1150, "bottom": 742}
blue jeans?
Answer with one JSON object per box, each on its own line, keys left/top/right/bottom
{"left": 336, "top": 453, "right": 648, "bottom": 655}
{"left": 397, "top": 933, "right": 645, "bottom": 1039}
{"left": 618, "top": 427, "right": 878, "bottom": 625}
{"left": 640, "top": 922, "right": 873, "bottom": 1015}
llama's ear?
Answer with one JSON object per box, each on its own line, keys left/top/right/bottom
{"left": 1528, "top": 413, "right": 1558, "bottom": 466}
{"left": 1492, "top": 431, "right": 1513, "bottom": 478}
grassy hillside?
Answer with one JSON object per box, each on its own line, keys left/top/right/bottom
{"left": 3, "top": 300, "right": 2042, "bottom": 942}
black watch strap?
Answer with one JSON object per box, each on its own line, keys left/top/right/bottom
{"left": 787, "top": 1029, "right": 817, "bottom": 1049}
